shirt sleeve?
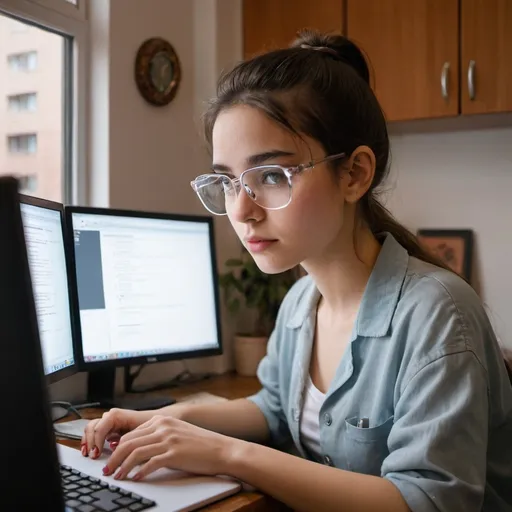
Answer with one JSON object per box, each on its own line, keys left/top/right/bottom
{"left": 383, "top": 349, "right": 489, "bottom": 512}
{"left": 246, "top": 326, "right": 291, "bottom": 448}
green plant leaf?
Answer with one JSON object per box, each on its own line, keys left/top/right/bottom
{"left": 227, "top": 297, "right": 241, "bottom": 313}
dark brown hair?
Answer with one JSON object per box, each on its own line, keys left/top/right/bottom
{"left": 203, "top": 29, "right": 450, "bottom": 270}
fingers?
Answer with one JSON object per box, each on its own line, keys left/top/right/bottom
{"left": 104, "top": 432, "right": 164, "bottom": 480}
{"left": 83, "top": 409, "right": 119, "bottom": 458}
{"left": 132, "top": 453, "right": 169, "bottom": 481}
{"left": 118, "top": 423, "right": 155, "bottom": 444}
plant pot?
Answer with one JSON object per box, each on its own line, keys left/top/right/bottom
{"left": 233, "top": 335, "right": 268, "bottom": 377}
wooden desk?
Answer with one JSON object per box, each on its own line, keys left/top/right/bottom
{"left": 57, "top": 373, "right": 291, "bottom": 512}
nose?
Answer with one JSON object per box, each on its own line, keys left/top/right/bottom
{"left": 228, "top": 184, "right": 265, "bottom": 224}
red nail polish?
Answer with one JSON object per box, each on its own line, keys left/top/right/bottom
{"left": 114, "top": 469, "right": 123, "bottom": 480}
{"left": 132, "top": 472, "right": 142, "bottom": 481}
{"left": 102, "top": 466, "right": 109, "bottom": 475}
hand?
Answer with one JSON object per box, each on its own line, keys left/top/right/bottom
{"left": 82, "top": 408, "right": 149, "bottom": 459}
{"left": 102, "top": 415, "right": 239, "bottom": 481}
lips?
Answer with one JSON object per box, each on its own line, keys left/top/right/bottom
{"left": 245, "top": 237, "right": 277, "bottom": 253}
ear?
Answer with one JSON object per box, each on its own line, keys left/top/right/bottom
{"left": 343, "top": 146, "right": 376, "bottom": 204}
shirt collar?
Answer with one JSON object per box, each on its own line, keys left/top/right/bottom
{"left": 286, "top": 233, "right": 409, "bottom": 337}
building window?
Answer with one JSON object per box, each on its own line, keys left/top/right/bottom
{"left": 8, "top": 134, "right": 38, "bottom": 154}
{"left": 19, "top": 175, "right": 38, "bottom": 193}
{"left": 7, "top": 51, "right": 38, "bottom": 71}
{"left": 8, "top": 93, "right": 37, "bottom": 112}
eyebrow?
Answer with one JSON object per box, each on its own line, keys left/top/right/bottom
{"left": 211, "top": 149, "right": 297, "bottom": 173}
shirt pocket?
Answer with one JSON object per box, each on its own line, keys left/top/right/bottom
{"left": 344, "top": 415, "right": 394, "bottom": 476}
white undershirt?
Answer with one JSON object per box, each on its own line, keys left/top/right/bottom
{"left": 299, "top": 375, "right": 326, "bottom": 460}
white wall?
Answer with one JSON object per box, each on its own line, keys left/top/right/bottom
{"left": 386, "top": 117, "right": 512, "bottom": 350}
{"left": 51, "top": 0, "right": 244, "bottom": 402}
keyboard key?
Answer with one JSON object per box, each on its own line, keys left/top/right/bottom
{"left": 115, "top": 496, "right": 136, "bottom": 506}
{"left": 77, "top": 505, "right": 96, "bottom": 512}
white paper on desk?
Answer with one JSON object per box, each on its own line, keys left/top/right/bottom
{"left": 54, "top": 418, "right": 91, "bottom": 440}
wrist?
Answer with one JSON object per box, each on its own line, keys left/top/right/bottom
{"left": 221, "top": 436, "right": 252, "bottom": 478}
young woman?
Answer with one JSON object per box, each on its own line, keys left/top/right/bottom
{"left": 83, "top": 30, "right": 512, "bottom": 511}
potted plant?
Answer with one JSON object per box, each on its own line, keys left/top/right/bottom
{"left": 219, "top": 248, "right": 299, "bottom": 376}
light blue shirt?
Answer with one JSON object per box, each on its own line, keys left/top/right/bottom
{"left": 247, "top": 233, "right": 512, "bottom": 511}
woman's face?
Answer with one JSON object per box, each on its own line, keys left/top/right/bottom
{"left": 211, "top": 105, "right": 352, "bottom": 274}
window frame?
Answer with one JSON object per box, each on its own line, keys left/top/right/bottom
{"left": 0, "top": 0, "right": 88, "bottom": 204}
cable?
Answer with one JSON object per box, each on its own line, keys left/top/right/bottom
{"left": 50, "top": 400, "right": 102, "bottom": 422}
{"left": 50, "top": 401, "right": 82, "bottom": 421}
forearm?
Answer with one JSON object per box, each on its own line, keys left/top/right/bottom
{"left": 159, "top": 398, "right": 270, "bottom": 443}
{"left": 227, "top": 441, "right": 410, "bottom": 512}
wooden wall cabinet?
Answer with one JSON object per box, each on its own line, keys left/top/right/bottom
{"left": 242, "top": 0, "right": 512, "bottom": 122}
{"left": 460, "top": 0, "right": 512, "bottom": 115}
{"left": 347, "top": 0, "right": 512, "bottom": 121}
{"left": 347, "top": 0, "right": 459, "bottom": 121}
{"left": 243, "top": 0, "right": 344, "bottom": 58}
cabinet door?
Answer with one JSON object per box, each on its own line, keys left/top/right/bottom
{"left": 346, "top": 0, "right": 459, "bottom": 121}
{"left": 461, "top": 0, "right": 512, "bottom": 114}
{"left": 243, "top": 0, "right": 344, "bottom": 59}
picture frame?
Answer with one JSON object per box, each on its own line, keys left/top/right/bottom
{"left": 416, "top": 229, "right": 473, "bottom": 281}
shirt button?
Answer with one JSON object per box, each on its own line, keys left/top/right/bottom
{"left": 324, "top": 455, "right": 334, "bottom": 466}
{"left": 324, "top": 412, "right": 332, "bottom": 426}
{"left": 292, "top": 408, "right": 300, "bottom": 422}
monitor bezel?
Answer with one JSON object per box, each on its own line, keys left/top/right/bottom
{"left": 64, "top": 205, "right": 224, "bottom": 370}
{"left": 19, "top": 193, "right": 79, "bottom": 385}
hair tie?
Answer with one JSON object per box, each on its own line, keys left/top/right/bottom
{"left": 300, "top": 43, "right": 340, "bottom": 60}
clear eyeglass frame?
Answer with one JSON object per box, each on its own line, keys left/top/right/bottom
{"left": 190, "top": 152, "right": 346, "bottom": 216}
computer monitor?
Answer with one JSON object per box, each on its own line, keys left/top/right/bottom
{"left": 65, "top": 206, "right": 223, "bottom": 409}
{"left": 1, "top": 176, "right": 65, "bottom": 510}
{"left": 19, "top": 194, "right": 77, "bottom": 385}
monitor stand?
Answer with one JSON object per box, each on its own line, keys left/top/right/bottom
{"left": 86, "top": 367, "right": 176, "bottom": 411}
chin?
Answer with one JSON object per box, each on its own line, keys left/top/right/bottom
{"left": 250, "top": 251, "right": 299, "bottom": 275}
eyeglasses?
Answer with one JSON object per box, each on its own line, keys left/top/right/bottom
{"left": 190, "top": 152, "right": 346, "bottom": 216}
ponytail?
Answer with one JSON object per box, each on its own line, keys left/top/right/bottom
{"left": 362, "top": 195, "right": 456, "bottom": 274}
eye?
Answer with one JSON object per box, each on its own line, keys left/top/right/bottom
{"left": 259, "top": 168, "right": 286, "bottom": 186}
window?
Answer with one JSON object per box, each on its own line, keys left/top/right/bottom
{"left": 0, "top": 0, "right": 87, "bottom": 203}
{"left": 7, "top": 51, "right": 38, "bottom": 71}
{"left": 8, "top": 92, "right": 37, "bottom": 111}
{"left": 0, "top": 11, "right": 72, "bottom": 201}
{"left": 19, "top": 174, "right": 38, "bottom": 193}
{"left": 8, "top": 134, "right": 37, "bottom": 154}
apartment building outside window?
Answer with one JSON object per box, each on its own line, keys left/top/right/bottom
{"left": 0, "top": 0, "right": 87, "bottom": 202}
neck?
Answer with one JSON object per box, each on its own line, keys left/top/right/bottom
{"left": 301, "top": 224, "right": 381, "bottom": 316}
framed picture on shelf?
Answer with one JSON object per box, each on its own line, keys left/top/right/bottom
{"left": 416, "top": 229, "right": 473, "bottom": 282}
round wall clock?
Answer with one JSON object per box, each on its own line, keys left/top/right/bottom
{"left": 134, "top": 37, "right": 181, "bottom": 107}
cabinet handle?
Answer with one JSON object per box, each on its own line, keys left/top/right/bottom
{"left": 441, "top": 62, "right": 450, "bottom": 100}
{"left": 468, "top": 60, "right": 476, "bottom": 100}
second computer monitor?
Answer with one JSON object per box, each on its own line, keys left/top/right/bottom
{"left": 20, "top": 194, "right": 77, "bottom": 384}
{"left": 65, "top": 206, "right": 222, "bottom": 368}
